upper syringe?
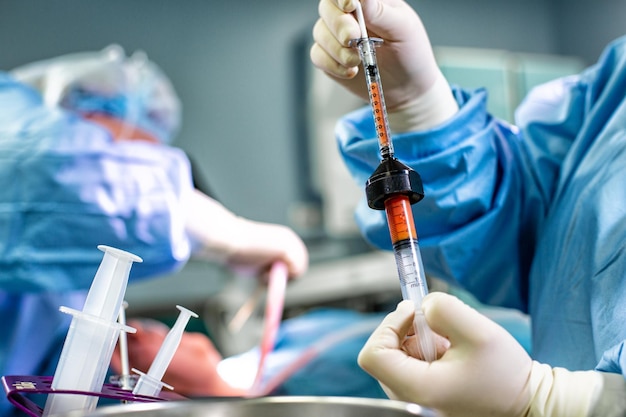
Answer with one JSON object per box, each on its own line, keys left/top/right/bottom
{"left": 348, "top": 2, "right": 393, "bottom": 159}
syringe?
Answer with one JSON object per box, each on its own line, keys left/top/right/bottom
{"left": 43, "top": 246, "right": 142, "bottom": 416}
{"left": 350, "top": 1, "right": 437, "bottom": 362}
{"left": 132, "top": 305, "right": 198, "bottom": 398}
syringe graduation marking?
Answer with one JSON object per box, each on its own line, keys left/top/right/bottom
{"left": 363, "top": 60, "right": 392, "bottom": 158}
{"left": 369, "top": 81, "right": 391, "bottom": 148}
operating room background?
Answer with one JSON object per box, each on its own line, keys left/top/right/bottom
{"left": 1, "top": 0, "right": 621, "bottom": 232}
{"left": 1, "top": 0, "right": 623, "bottom": 350}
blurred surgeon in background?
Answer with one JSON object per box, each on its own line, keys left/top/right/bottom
{"left": 310, "top": 0, "right": 626, "bottom": 416}
{"left": 0, "top": 45, "right": 307, "bottom": 416}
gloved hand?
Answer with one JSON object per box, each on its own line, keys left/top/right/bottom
{"left": 358, "top": 293, "right": 626, "bottom": 417}
{"left": 184, "top": 189, "right": 309, "bottom": 280}
{"left": 310, "top": 0, "right": 458, "bottom": 131}
{"left": 110, "top": 319, "right": 245, "bottom": 397}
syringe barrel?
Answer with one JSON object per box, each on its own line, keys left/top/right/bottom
{"left": 392, "top": 240, "right": 429, "bottom": 303}
{"left": 385, "top": 195, "right": 437, "bottom": 362}
{"left": 385, "top": 195, "right": 428, "bottom": 303}
{"left": 84, "top": 245, "right": 142, "bottom": 322}
{"left": 352, "top": 37, "right": 394, "bottom": 159}
{"left": 392, "top": 237, "right": 437, "bottom": 362}
{"left": 43, "top": 309, "right": 131, "bottom": 416}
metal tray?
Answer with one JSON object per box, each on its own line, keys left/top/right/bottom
{"left": 70, "top": 396, "right": 437, "bottom": 417}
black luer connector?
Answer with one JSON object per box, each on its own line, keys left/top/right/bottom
{"left": 365, "top": 158, "right": 424, "bottom": 210}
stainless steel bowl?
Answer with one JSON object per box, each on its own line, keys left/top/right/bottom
{"left": 71, "top": 396, "right": 437, "bottom": 417}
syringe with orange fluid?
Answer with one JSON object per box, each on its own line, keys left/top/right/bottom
{"left": 350, "top": 1, "right": 437, "bottom": 362}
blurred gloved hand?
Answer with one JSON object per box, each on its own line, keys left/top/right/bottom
{"left": 310, "top": 0, "right": 457, "bottom": 131}
{"left": 358, "top": 293, "right": 626, "bottom": 417}
{"left": 110, "top": 319, "right": 245, "bottom": 397}
{"left": 184, "top": 189, "right": 309, "bottom": 280}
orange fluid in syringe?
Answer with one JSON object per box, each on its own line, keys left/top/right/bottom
{"left": 368, "top": 81, "right": 392, "bottom": 151}
{"left": 385, "top": 194, "right": 417, "bottom": 243}
{"left": 384, "top": 194, "right": 428, "bottom": 293}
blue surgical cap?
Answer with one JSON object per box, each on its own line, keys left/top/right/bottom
{"left": 10, "top": 44, "right": 181, "bottom": 144}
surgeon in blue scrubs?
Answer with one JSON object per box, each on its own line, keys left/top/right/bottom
{"left": 0, "top": 45, "right": 308, "bottom": 416}
{"left": 311, "top": 0, "right": 626, "bottom": 415}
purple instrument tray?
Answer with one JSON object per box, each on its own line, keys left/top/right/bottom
{"left": 2, "top": 375, "right": 186, "bottom": 417}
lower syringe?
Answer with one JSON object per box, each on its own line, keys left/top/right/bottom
{"left": 385, "top": 195, "right": 437, "bottom": 362}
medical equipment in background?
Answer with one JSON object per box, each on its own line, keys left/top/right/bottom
{"left": 249, "top": 261, "right": 288, "bottom": 396}
{"left": 203, "top": 250, "right": 402, "bottom": 359}
{"left": 349, "top": 2, "right": 437, "bottom": 362}
{"left": 2, "top": 246, "right": 193, "bottom": 417}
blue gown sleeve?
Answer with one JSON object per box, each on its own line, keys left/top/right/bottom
{"left": 336, "top": 79, "right": 584, "bottom": 312}
{"left": 0, "top": 73, "right": 194, "bottom": 292}
{"left": 596, "top": 341, "right": 626, "bottom": 375}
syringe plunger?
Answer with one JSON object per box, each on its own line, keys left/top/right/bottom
{"left": 132, "top": 305, "right": 198, "bottom": 398}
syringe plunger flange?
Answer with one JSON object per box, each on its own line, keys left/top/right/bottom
{"left": 366, "top": 158, "right": 424, "bottom": 210}
{"left": 348, "top": 37, "right": 383, "bottom": 67}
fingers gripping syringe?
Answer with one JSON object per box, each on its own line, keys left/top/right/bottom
{"left": 350, "top": 1, "right": 437, "bottom": 362}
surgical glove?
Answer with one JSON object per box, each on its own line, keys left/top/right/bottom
{"left": 310, "top": 0, "right": 458, "bottom": 130}
{"left": 184, "top": 189, "right": 309, "bottom": 279}
{"left": 358, "top": 293, "right": 626, "bottom": 417}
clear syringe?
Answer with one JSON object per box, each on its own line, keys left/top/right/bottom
{"left": 43, "top": 246, "right": 142, "bottom": 416}
{"left": 132, "top": 305, "right": 198, "bottom": 398}
{"left": 350, "top": 1, "right": 437, "bottom": 362}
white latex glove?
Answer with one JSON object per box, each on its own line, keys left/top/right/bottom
{"left": 358, "top": 293, "right": 626, "bottom": 417}
{"left": 310, "top": 0, "right": 458, "bottom": 131}
{"left": 183, "top": 189, "right": 308, "bottom": 280}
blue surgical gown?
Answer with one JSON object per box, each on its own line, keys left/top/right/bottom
{"left": 0, "top": 72, "right": 195, "bottom": 416}
{"left": 337, "top": 36, "right": 626, "bottom": 378}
